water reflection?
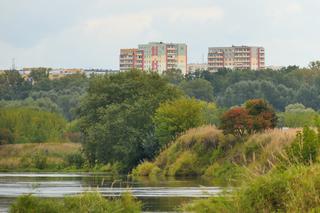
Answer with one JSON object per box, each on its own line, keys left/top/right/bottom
{"left": 0, "top": 173, "right": 224, "bottom": 212}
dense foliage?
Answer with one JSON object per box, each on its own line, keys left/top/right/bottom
{"left": 184, "top": 66, "right": 320, "bottom": 111}
{"left": 79, "top": 70, "right": 182, "bottom": 171}
{"left": 220, "top": 99, "right": 277, "bottom": 137}
{"left": 153, "top": 98, "right": 207, "bottom": 146}
{"left": 0, "top": 69, "right": 88, "bottom": 120}
{"left": 0, "top": 108, "right": 67, "bottom": 144}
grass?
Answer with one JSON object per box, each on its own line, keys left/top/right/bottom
{"left": 10, "top": 192, "right": 142, "bottom": 213}
{"left": 132, "top": 125, "right": 298, "bottom": 184}
{"left": 184, "top": 165, "right": 320, "bottom": 213}
{"left": 0, "top": 143, "right": 83, "bottom": 171}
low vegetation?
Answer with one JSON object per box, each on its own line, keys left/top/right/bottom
{"left": 10, "top": 192, "right": 141, "bottom": 213}
{"left": 0, "top": 107, "right": 67, "bottom": 144}
{"left": 183, "top": 127, "right": 320, "bottom": 212}
{"left": 0, "top": 143, "right": 84, "bottom": 171}
{"left": 132, "top": 125, "right": 297, "bottom": 184}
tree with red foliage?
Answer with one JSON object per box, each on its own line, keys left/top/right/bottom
{"left": 220, "top": 107, "right": 251, "bottom": 137}
{"left": 245, "top": 99, "right": 277, "bottom": 133}
{"left": 220, "top": 99, "right": 277, "bottom": 137}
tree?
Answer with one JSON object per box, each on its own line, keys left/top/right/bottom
{"left": 79, "top": 70, "right": 182, "bottom": 170}
{"left": 179, "top": 79, "right": 214, "bottom": 101}
{"left": 309, "top": 61, "right": 320, "bottom": 70}
{"left": 0, "top": 71, "right": 31, "bottom": 100}
{"left": 29, "top": 68, "right": 50, "bottom": 83}
{"left": 153, "top": 98, "right": 206, "bottom": 146}
{"left": 244, "top": 99, "right": 277, "bottom": 133}
{"left": 162, "top": 69, "right": 184, "bottom": 85}
{"left": 220, "top": 99, "right": 277, "bottom": 137}
{"left": 278, "top": 103, "right": 318, "bottom": 128}
{"left": 220, "top": 107, "right": 250, "bottom": 137}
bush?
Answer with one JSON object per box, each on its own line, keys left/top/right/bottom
{"left": 203, "top": 162, "right": 244, "bottom": 184}
{"left": 31, "top": 152, "right": 48, "bottom": 169}
{"left": 10, "top": 192, "right": 142, "bottom": 213}
{"left": 168, "top": 151, "right": 198, "bottom": 176}
{"left": 65, "top": 152, "right": 85, "bottom": 169}
{"left": 0, "top": 128, "right": 14, "bottom": 145}
{"left": 132, "top": 161, "right": 161, "bottom": 176}
{"left": 284, "top": 127, "right": 320, "bottom": 165}
{"left": 0, "top": 107, "right": 67, "bottom": 143}
{"left": 186, "top": 165, "right": 320, "bottom": 213}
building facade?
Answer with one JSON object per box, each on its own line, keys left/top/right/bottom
{"left": 119, "top": 42, "right": 188, "bottom": 74}
{"left": 187, "top": 63, "right": 208, "bottom": 73}
{"left": 119, "top": 49, "right": 144, "bottom": 71}
{"left": 208, "top": 46, "right": 265, "bottom": 71}
{"left": 49, "top": 69, "right": 84, "bottom": 80}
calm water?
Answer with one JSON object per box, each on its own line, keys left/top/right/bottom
{"left": 0, "top": 173, "right": 224, "bottom": 212}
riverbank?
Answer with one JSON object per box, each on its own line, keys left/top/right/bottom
{"left": 132, "top": 126, "right": 298, "bottom": 184}
{"left": 0, "top": 172, "right": 219, "bottom": 212}
{"left": 0, "top": 143, "right": 82, "bottom": 172}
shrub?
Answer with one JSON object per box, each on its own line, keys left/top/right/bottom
{"left": 0, "top": 128, "right": 14, "bottom": 145}
{"left": 168, "top": 151, "right": 198, "bottom": 176}
{"left": 203, "top": 162, "right": 244, "bottom": 184}
{"left": 10, "top": 192, "right": 142, "bottom": 213}
{"left": 186, "top": 165, "right": 320, "bottom": 213}
{"left": 284, "top": 127, "right": 320, "bottom": 165}
{"left": 65, "top": 152, "right": 85, "bottom": 169}
{"left": 31, "top": 151, "right": 48, "bottom": 169}
{"left": 132, "top": 161, "right": 161, "bottom": 176}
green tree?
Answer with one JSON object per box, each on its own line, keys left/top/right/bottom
{"left": 162, "top": 69, "right": 184, "bottom": 84}
{"left": 0, "top": 71, "right": 31, "bottom": 100}
{"left": 29, "top": 68, "right": 50, "bottom": 83}
{"left": 278, "top": 103, "right": 318, "bottom": 127}
{"left": 79, "top": 70, "right": 182, "bottom": 170}
{"left": 179, "top": 79, "right": 214, "bottom": 101}
{"left": 153, "top": 98, "right": 205, "bottom": 146}
{"left": 0, "top": 108, "right": 66, "bottom": 143}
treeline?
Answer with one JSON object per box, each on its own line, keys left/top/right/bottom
{"left": 164, "top": 65, "right": 320, "bottom": 111}
{"left": 0, "top": 69, "right": 88, "bottom": 120}
{"left": 0, "top": 108, "right": 66, "bottom": 144}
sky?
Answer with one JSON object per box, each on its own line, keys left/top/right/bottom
{"left": 0, "top": 0, "right": 319, "bottom": 69}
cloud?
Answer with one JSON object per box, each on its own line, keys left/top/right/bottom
{"left": 160, "top": 7, "right": 224, "bottom": 23}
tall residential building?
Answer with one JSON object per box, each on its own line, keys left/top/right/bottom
{"left": 119, "top": 42, "right": 188, "bottom": 74}
{"left": 187, "top": 63, "right": 208, "bottom": 73}
{"left": 138, "top": 42, "right": 187, "bottom": 74}
{"left": 119, "top": 49, "right": 144, "bottom": 71}
{"left": 208, "top": 45, "right": 265, "bottom": 71}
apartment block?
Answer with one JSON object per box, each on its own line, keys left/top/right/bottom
{"left": 119, "top": 42, "right": 188, "bottom": 74}
{"left": 187, "top": 63, "right": 208, "bottom": 73}
{"left": 119, "top": 49, "right": 144, "bottom": 71}
{"left": 208, "top": 46, "right": 265, "bottom": 71}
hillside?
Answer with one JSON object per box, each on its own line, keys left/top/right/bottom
{"left": 133, "top": 126, "right": 298, "bottom": 183}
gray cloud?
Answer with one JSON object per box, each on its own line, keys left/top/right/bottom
{"left": 0, "top": 0, "right": 319, "bottom": 69}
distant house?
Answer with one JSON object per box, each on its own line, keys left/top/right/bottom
{"left": 49, "top": 69, "right": 84, "bottom": 80}
{"left": 187, "top": 63, "right": 208, "bottom": 73}
{"left": 84, "top": 69, "right": 119, "bottom": 77}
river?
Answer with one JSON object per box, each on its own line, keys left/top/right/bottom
{"left": 0, "top": 173, "right": 224, "bottom": 212}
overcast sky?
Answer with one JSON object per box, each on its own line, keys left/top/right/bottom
{"left": 0, "top": 0, "right": 319, "bottom": 69}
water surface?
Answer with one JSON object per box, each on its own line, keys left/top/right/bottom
{"left": 0, "top": 173, "right": 224, "bottom": 212}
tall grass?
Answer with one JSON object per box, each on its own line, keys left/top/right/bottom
{"left": 0, "top": 143, "right": 83, "bottom": 171}
{"left": 10, "top": 192, "right": 142, "bottom": 213}
{"left": 132, "top": 125, "right": 298, "bottom": 184}
{"left": 185, "top": 165, "right": 320, "bottom": 212}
